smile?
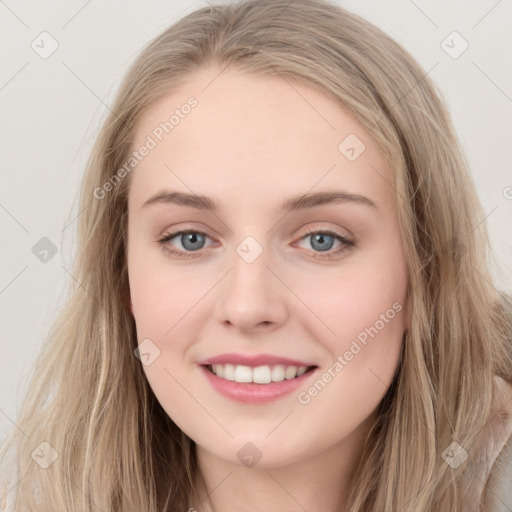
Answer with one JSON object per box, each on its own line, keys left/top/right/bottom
{"left": 200, "top": 364, "right": 318, "bottom": 404}
{"left": 207, "top": 363, "right": 315, "bottom": 383}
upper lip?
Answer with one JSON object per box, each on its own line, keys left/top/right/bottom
{"left": 198, "top": 352, "right": 317, "bottom": 368}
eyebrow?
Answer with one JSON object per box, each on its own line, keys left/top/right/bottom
{"left": 141, "top": 190, "right": 377, "bottom": 212}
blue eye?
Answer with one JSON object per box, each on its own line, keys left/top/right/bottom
{"left": 157, "top": 230, "right": 213, "bottom": 259}
{"left": 295, "top": 228, "right": 354, "bottom": 259}
{"left": 157, "top": 228, "right": 354, "bottom": 260}
{"left": 301, "top": 231, "right": 341, "bottom": 252}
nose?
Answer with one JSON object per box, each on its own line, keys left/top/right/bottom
{"left": 215, "top": 244, "right": 288, "bottom": 333}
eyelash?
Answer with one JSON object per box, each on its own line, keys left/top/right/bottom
{"left": 157, "top": 227, "right": 354, "bottom": 260}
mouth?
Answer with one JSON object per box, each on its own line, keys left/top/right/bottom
{"left": 202, "top": 363, "right": 318, "bottom": 384}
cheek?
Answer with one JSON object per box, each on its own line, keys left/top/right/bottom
{"left": 297, "top": 253, "right": 407, "bottom": 351}
{"left": 129, "top": 254, "right": 203, "bottom": 423}
{"left": 294, "top": 244, "right": 407, "bottom": 407}
{"left": 127, "top": 241, "right": 208, "bottom": 340}
{"left": 294, "top": 275, "right": 405, "bottom": 445}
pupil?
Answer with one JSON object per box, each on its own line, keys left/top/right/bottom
{"left": 184, "top": 232, "right": 203, "bottom": 251}
{"left": 312, "top": 233, "right": 333, "bottom": 252}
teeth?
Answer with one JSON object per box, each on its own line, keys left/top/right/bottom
{"left": 234, "top": 365, "right": 253, "bottom": 383}
{"left": 285, "top": 365, "right": 297, "bottom": 379}
{"left": 223, "top": 364, "right": 235, "bottom": 381}
{"left": 271, "top": 365, "right": 285, "bottom": 382}
{"left": 253, "top": 365, "right": 272, "bottom": 384}
{"left": 214, "top": 364, "right": 224, "bottom": 378}
{"left": 210, "top": 364, "right": 310, "bottom": 383}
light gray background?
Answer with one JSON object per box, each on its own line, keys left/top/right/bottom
{"left": 1, "top": 0, "right": 511, "bottom": 445}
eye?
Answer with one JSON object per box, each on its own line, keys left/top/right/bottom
{"left": 157, "top": 227, "right": 354, "bottom": 260}
{"left": 157, "top": 229, "right": 216, "bottom": 259}
{"left": 293, "top": 228, "right": 354, "bottom": 259}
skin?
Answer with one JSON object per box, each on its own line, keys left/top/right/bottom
{"left": 126, "top": 64, "right": 409, "bottom": 512}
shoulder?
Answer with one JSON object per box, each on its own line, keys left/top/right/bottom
{"left": 481, "top": 376, "right": 512, "bottom": 511}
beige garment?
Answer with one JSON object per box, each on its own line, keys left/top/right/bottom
{"left": 483, "top": 435, "right": 512, "bottom": 511}
{"left": 463, "top": 376, "right": 512, "bottom": 511}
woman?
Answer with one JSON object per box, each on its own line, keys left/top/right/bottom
{"left": 1, "top": 0, "right": 511, "bottom": 510}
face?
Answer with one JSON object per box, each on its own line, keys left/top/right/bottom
{"left": 126, "top": 65, "right": 408, "bottom": 469}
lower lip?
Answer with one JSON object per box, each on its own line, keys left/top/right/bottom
{"left": 199, "top": 365, "right": 318, "bottom": 404}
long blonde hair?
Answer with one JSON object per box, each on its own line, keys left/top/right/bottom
{"left": 1, "top": 0, "right": 511, "bottom": 510}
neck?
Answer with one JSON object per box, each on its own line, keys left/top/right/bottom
{"left": 188, "top": 412, "right": 376, "bottom": 512}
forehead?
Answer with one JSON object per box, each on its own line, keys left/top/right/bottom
{"left": 128, "top": 66, "right": 393, "bottom": 215}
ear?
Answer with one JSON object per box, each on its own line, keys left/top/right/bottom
{"left": 128, "top": 298, "right": 134, "bottom": 316}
